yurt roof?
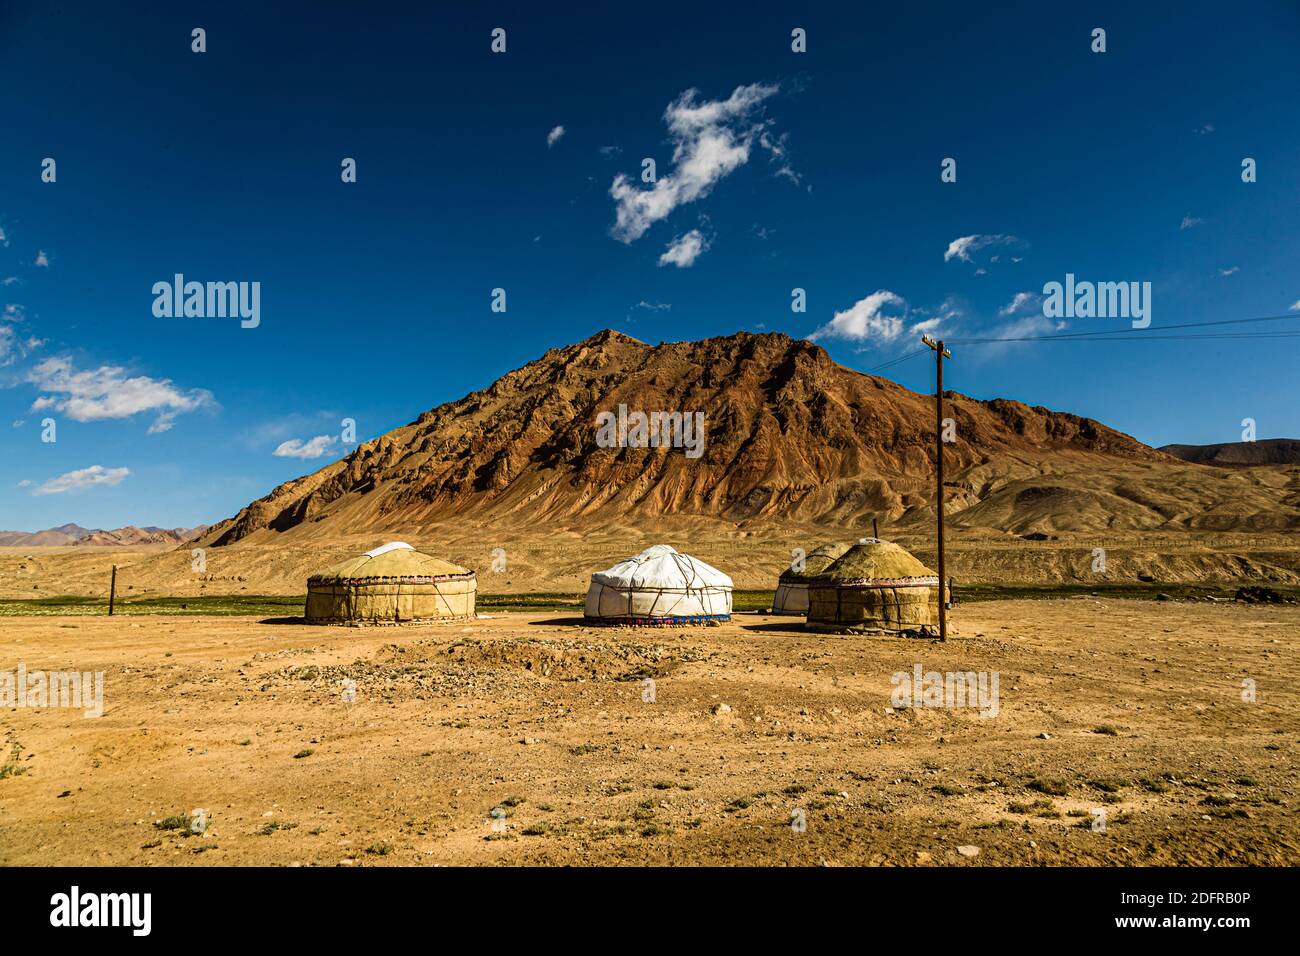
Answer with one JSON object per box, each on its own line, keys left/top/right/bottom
{"left": 778, "top": 541, "right": 851, "bottom": 583}
{"left": 308, "top": 542, "right": 473, "bottom": 584}
{"left": 813, "top": 538, "right": 936, "bottom": 585}
{"left": 591, "top": 544, "right": 733, "bottom": 591}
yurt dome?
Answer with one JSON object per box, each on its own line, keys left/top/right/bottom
{"left": 305, "top": 542, "right": 476, "bottom": 624}
{"left": 584, "top": 545, "right": 733, "bottom": 625}
{"left": 772, "top": 542, "right": 850, "bottom": 615}
{"left": 806, "top": 538, "right": 939, "bottom": 634}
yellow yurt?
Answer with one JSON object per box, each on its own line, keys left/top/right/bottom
{"left": 305, "top": 542, "right": 476, "bottom": 624}
{"left": 772, "top": 542, "right": 850, "bottom": 614}
{"left": 806, "top": 538, "right": 939, "bottom": 634}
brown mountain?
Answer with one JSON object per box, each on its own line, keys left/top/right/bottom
{"left": 1161, "top": 439, "right": 1300, "bottom": 466}
{"left": 201, "top": 329, "right": 1298, "bottom": 548}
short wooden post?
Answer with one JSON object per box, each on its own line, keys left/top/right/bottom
{"left": 108, "top": 565, "right": 117, "bottom": 616}
{"left": 872, "top": 517, "right": 879, "bottom": 539}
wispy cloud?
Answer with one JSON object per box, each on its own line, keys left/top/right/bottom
{"left": 273, "top": 434, "right": 339, "bottom": 459}
{"left": 1217, "top": 266, "right": 1240, "bottom": 277}
{"left": 31, "top": 464, "right": 130, "bottom": 496}
{"left": 999, "top": 291, "right": 1040, "bottom": 316}
{"left": 34, "top": 250, "right": 49, "bottom": 268}
{"left": 546, "top": 125, "right": 565, "bottom": 148}
{"left": 1180, "top": 214, "right": 1205, "bottom": 230}
{"left": 633, "top": 300, "right": 672, "bottom": 312}
{"left": 610, "top": 82, "right": 780, "bottom": 243}
{"left": 26, "top": 357, "right": 215, "bottom": 432}
{"left": 658, "top": 229, "right": 708, "bottom": 268}
{"left": 943, "top": 234, "right": 1022, "bottom": 264}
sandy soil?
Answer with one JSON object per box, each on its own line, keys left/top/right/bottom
{"left": 1, "top": 599, "right": 1296, "bottom": 866}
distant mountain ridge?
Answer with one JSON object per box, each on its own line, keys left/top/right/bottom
{"left": 1160, "top": 439, "right": 1300, "bottom": 466}
{"left": 0, "top": 524, "right": 208, "bottom": 547}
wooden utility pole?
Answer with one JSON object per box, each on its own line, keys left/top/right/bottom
{"left": 108, "top": 565, "right": 117, "bottom": 617}
{"left": 922, "top": 335, "right": 952, "bottom": 642}
{"left": 872, "top": 517, "right": 879, "bottom": 540}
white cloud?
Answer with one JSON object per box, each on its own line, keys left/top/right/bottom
{"left": 546, "top": 125, "right": 565, "bottom": 148}
{"left": 0, "top": 327, "right": 40, "bottom": 367}
{"left": 26, "top": 357, "right": 215, "bottom": 431}
{"left": 1290, "top": 300, "right": 1300, "bottom": 312}
{"left": 809, "top": 290, "right": 908, "bottom": 344}
{"left": 1180, "top": 215, "right": 1205, "bottom": 230}
{"left": 34, "top": 250, "right": 49, "bottom": 268}
{"left": 599, "top": 145, "right": 622, "bottom": 157}
{"left": 1, "top": 277, "right": 19, "bottom": 286}
{"left": 633, "top": 300, "right": 672, "bottom": 312}
{"left": 658, "top": 229, "right": 709, "bottom": 268}
{"left": 609, "top": 82, "right": 780, "bottom": 243}
{"left": 1218, "top": 266, "right": 1240, "bottom": 277}
{"left": 273, "top": 434, "right": 339, "bottom": 459}
{"left": 999, "top": 291, "right": 1040, "bottom": 316}
{"left": 31, "top": 464, "right": 130, "bottom": 496}
{"left": 944, "top": 234, "right": 1021, "bottom": 263}
{"left": 907, "top": 297, "right": 962, "bottom": 338}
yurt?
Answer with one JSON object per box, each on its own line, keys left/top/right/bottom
{"left": 584, "top": 545, "right": 733, "bottom": 625}
{"left": 305, "top": 542, "right": 476, "bottom": 624}
{"left": 806, "top": 538, "right": 939, "bottom": 634}
{"left": 772, "top": 542, "right": 850, "bottom": 614}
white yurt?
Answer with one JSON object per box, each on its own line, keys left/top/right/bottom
{"left": 584, "top": 545, "right": 733, "bottom": 625}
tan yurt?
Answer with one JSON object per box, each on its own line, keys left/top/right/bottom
{"left": 772, "top": 542, "right": 850, "bottom": 614}
{"left": 584, "top": 545, "right": 733, "bottom": 625}
{"left": 806, "top": 538, "right": 939, "bottom": 634}
{"left": 305, "top": 542, "right": 476, "bottom": 624}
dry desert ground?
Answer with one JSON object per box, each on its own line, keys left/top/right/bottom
{"left": 1, "top": 597, "right": 1296, "bottom": 866}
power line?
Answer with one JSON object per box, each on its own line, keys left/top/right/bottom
{"left": 947, "top": 312, "right": 1300, "bottom": 344}
{"left": 863, "top": 347, "right": 929, "bottom": 372}
{"left": 859, "top": 312, "right": 1300, "bottom": 372}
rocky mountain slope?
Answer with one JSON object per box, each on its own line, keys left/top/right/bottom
{"left": 196, "top": 329, "right": 1298, "bottom": 548}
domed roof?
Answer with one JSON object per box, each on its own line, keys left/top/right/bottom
{"left": 308, "top": 542, "right": 473, "bottom": 584}
{"left": 812, "top": 538, "right": 936, "bottom": 586}
{"left": 778, "top": 542, "right": 851, "bottom": 583}
{"left": 591, "top": 544, "right": 732, "bottom": 591}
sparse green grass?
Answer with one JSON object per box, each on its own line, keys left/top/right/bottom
{"left": 1008, "top": 798, "right": 1061, "bottom": 818}
{"left": 0, "top": 594, "right": 305, "bottom": 617}
{"left": 1092, "top": 725, "right": 1121, "bottom": 737}
{"left": 364, "top": 842, "right": 393, "bottom": 856}
{"left": 153, "top": 814, "right": 190, "bottom": 832}
{"left": 1026, "top": 778, "right": 1071, "bottom": 797}
{"left": 932, "top": 783, "right": 965, "bottom": 796}
{"left": 257, "top": 821, "right": 298, "bottom": 835}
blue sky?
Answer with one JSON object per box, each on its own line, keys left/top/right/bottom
{"left": 1, "top": 0, "right": 1297, "bottom": 530}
